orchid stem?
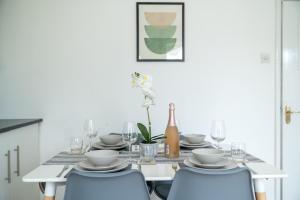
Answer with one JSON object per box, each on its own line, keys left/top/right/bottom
{"left": 146, "top": 106, "right": 151, "bottom": 141}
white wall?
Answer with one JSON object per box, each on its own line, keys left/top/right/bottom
{"left": 0, "top": 0, "right": 277, "bottom": 198}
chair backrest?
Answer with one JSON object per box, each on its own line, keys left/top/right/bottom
{"left": 167, "top": 167, "right": 255, "bottom": 200}
{"left": 64, "top": 169, "right": 150, "bottom": 200}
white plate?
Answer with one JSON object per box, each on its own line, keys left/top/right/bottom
{"left": 99, "top": 141, "right": 127, "bottom": 147}
{"left": 78, "top": 159, "right": 125, "bottom": 171}
{"left": 63, "top": 151, "right": 84, "bottom": 155}
{"left": 181, "top": 140, "right": 208, "bottom": 146}
{"left": 184, "top": 158, "right": 237, "bottom": 170}
{"left": 75, "top": 161, "right": 129, "bottom": 173}
{"left": 92, "top": 142, "right": 128, "bottom": 150}
{"left": 180, "top": 141, "right": 211, "bottom": 149}
{"left": 188, "top": 157, "right": 227, "bottom": 168}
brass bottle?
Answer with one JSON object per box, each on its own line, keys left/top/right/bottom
{"left": 164, "top": 103, "right": 180, "bottom": 158}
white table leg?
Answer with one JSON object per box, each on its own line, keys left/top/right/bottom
{"left": 254, "top": 179, "right": 267, "bottom": 200}
{"left": 44, "top": 182, "right": 56, "bottom": 200}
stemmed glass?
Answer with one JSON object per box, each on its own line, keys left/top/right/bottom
{"left": 122, "top": 122, "right": 138, "bottom": 161}
{"left": 210, "top": 120, "right": 226, "bottom": 149}
{"left": 84, "top": 119, "right": 98, "bottom": 149}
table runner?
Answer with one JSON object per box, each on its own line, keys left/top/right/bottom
{"left": 43, "top": 149, "right": 263, "bottom": 165}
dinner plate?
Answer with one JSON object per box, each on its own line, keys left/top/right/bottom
{"left": 180, "top": 141, "right": 211, "bottom": 149}
{"left": 181, "top": 140, "right": 208, "bottom": 146}
{"left": 92, "top": 142, "right": 128, "bottom": 150}
{"left": 98, "top": 141, "right": 127, "bottom": 147}
{"left": 77, "top": 159, "right": 125, "bottom": 171}
{"left": 183, "top": 158, "right": 237, "bottom": 170}
{"left": 75, "top": 161, "right": 130, "bottom": 172}
{"left": 63, "top": 151, "right": 84, "bottom": 155}
{"left": 188, "top": 157, "right": 227, "bottom": 169}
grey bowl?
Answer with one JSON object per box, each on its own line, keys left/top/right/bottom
{"left": 184, "top": 134, "right": 206, "bottom": 144}
{"left": 85, "top": 150, "right": 118, "bottom": 166}
{"left": 100, "top": 135, "right": 122, "bottom": 145}
{"left": 192, "top": 148, "right": 224, "bottom": 164}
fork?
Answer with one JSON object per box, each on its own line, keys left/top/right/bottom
{"left": 56, "top": 165, "right": 69, "bottom": 177}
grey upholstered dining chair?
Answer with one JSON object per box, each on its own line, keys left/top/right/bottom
{"left": 64, "top": 169, "right": 150, "bottom": 200}
{"left": 166, "top": 167, "right": 255, "bottom": 200}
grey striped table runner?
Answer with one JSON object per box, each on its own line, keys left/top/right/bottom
{"left": 43, "top": 150, "right": 263, "bottom": 165}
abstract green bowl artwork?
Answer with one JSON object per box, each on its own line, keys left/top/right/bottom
{"left": 144, "top": 25, "right": 177, "bottom": 38}
{"left": 144, "top": 38, "right": 177, "bottom": 54}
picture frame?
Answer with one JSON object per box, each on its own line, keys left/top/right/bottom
{"left": 136, "top": 2, "right": 185, "bottom": 62}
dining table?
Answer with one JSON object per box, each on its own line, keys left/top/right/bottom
{"left": 23, "top": 143, "right": 287, "bottom": 200}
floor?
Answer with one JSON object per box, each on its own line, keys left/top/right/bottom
{"left": 151, "top": 192, "right": 161, "bottom": 200}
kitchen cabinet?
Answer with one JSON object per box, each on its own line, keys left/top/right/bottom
{"left": 0, "top": 121, "right": 41, "bottom": 200}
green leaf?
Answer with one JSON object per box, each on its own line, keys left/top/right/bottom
{"left": 137, "top": 123, "right": 150, "bottom": 143}
{"left": 152, "top": 134, "right": 166, "bottom": 140}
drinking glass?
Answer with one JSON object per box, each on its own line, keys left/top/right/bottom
{"left": 231, "top": 142, "right": 246, "bottom": 162}
{"left": 219, "top": 143, "right": 231, "bottom": 156}
{"left": 70, "top": 137, "right": 83, "bottom": 154}
{"left": 122, "top": 122, "right": 138, "bottom": 161}
{"left": 210, "top": 120, "right": 226, "bottom": 149}
{"left": 84, "top": 119, "right": 98, "bottom": 148}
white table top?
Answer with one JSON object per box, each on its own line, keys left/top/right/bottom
{"left": 246, "top": 162, "right": 288, "bottom": 179}
{"left": 23, "top": 162, "right": 287, "bottom": 183}
{"left": 23, "top": 163, "right": 177, "bottom": 182}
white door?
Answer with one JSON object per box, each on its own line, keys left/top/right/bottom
{"left": 282, "top": 1, "right": 300, "bottom": 200}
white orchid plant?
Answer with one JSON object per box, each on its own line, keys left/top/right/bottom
{"left": 131, "top": 72, "right": 163, "bottom": 143}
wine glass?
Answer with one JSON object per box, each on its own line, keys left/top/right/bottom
{"left": 122, "top": 122, "right": 138, "bottom": 161}
{"left": 84, "top": 119, "right": 97, "bottom": 148}
{"left": 210, "top": 120, "right": 226, "bottom": 149}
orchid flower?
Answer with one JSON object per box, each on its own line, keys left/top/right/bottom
{"left": 131, "top": 72, "right": 156, "bottom": 107}
{"left": 131, "top": 72, "right": 157, "bottom": 143}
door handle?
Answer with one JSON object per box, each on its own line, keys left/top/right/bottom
{"left": 14, "top": 145, "right": 20, "bottom": 176}
{"left": 4, "top": 150, "right": 11, "bottom": 184}
{"left": 285, "top": 106, "right": 300, "bottom": 124}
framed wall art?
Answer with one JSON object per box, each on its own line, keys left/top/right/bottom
{"left": 136, "top": 2, "right": 185, "bottom": 62}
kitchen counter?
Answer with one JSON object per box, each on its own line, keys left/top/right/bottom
{"left": 0, "top": 119, "right": 42, "bottom": 134}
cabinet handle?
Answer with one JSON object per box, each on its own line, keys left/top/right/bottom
{"left": 14, "top": 145, "right": 20, "bottom": 176}
{"left": 5, "top": 150, "right": 11, "bottom": 184}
